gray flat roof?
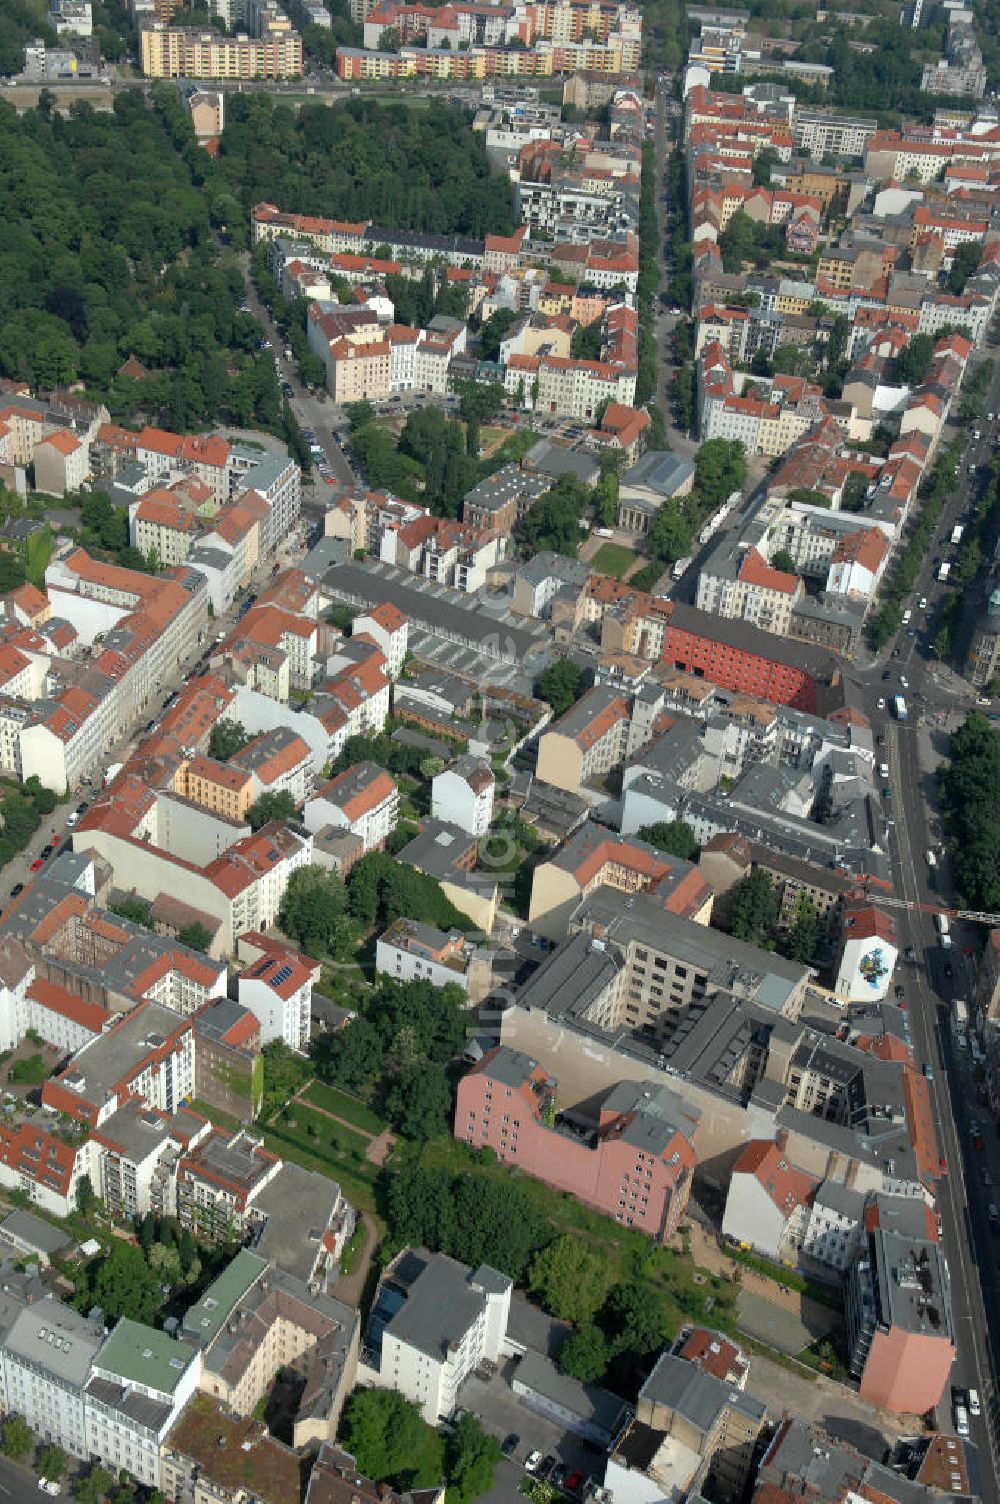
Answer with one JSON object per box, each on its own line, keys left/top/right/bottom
{"left": 385, "top": 1252, "right": 489, "bottom": 1361}
{"left": 324, "top": 561, "right": 548, "bottom": 667}
{"left": 623, "top": 450, "right": 696, "bottom": 496}
{"left": 516, "top": 930, "right": 621, "bottom": 1020}
{"left": 514, "top": 1349, "right": 628, "bottom": 1436}
{"left": 56, "top": 1000, "right": 187, "bottom": 1111}
{"left": 396, "top": 819, "right": 479, "bottom": 880}
{"left": 251, "top": 1162, "right": 342, "bottom": 1284}
{"left": 5, "top": 1298, "right": 104, "bottom": 1387}
{"left": 0, "top": 1209, "right": 70, "bottom": 1256}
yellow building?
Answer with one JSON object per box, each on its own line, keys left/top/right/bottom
{"left": 179, "top": 756, "right": 255, "bottom": 821}
{"left": 140, "top": 23, "right": 303, "bottom": 79}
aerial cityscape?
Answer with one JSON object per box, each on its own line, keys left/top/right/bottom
{"left": 0, "top": 0, "right": 997, "bottom": 1501}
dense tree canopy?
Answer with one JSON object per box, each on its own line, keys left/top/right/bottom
{"left": 939, "top": 713, "right": 1000, "bottom": 910}
{"left": 535, "top": 660, "right": 584, "bottom": 718}
{"left": 217, "top": 96, "right": 515, "bottom": 238}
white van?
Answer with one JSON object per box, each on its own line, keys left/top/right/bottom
{"left": 969, "top": 1388, "right": 982, "bottom": 1418}
{"left": 935, "top": 912, "right": 950, "bottom": 936}
{"left": 926, "top": 850, "right": 937, "bottom": 868}
{"left": 955, "top": 1401, "right": 970, "bottom": 1438}
{"left": 902, "top": 608, "right": 912, "bottom": 625}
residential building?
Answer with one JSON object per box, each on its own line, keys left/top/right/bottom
{"left": 304, "top": 762, "right": 398, "bottom": 852}
{"left": 85, "top": 1319, "right": 200, "bottom": 1488}
{"left": 536, "top": 685, "right": 631, "bottom": 794}
{"left": 845, "top": 1212, "right": 955, "bottom": 1413}
{"left": 431, "top": 756, "right": 495, "bottom": 837}
{"left": 2, "top": 1301, "right": 105, "bottom": 1462}
{"left": 456, "top": 1047, "right": 698, "bottom": 1241}
{"left": 237, "top": 938, "right": 313, "bottom": 1051}
{"left": 140, "top": 22, "right": 304, "bottom": 77}
{"left": 376, "top": 917, "right": 483, "bottom": 995}
{"left": 721, "top": 1138, "right": 818, "bottom": 1259}
{"left": 360, "top": 1249, "right": 511, "bottom": 1424}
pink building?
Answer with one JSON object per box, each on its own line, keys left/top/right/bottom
{"left": 455, "top": 1046, "right": 698, "bottom": 1242}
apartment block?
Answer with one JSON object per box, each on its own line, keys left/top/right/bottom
{"left": 457, "top": 1046, "right": 697, "bottom": 1241}
{"left": 140, "top": 22, "right": 304, "bottom": 77}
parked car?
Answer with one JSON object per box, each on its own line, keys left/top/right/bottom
{"left": 538, "top": 1456, "right": 557, "bottom": 1481}
{"left": 565, "top": 1473, "right": 584, "bottom": 1495}
{"left": 525, "top": 1453, "right": 543, "bottom": 1475}
{"left": 9, "top": 883, "right": 23, "bottom": 898}
{"left": 501, "top": 1435, "right": 519, "bottom": 1459}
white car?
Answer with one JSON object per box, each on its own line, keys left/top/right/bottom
{"left": 918, "top": 597, "right": 927, "bottom": 610}
{"left": 877, "top": 697, "right": 886, "bottom": 710}
{"left": 38, "top": 1482, "right": 60, "bottom": 1497}
{"left": 525, "top": 1452, "right": 543, "bottom": 1474}
{"left": 969, "top": 1387, "right": 982, "bottom": 1417}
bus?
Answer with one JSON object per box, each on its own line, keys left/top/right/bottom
{"left": 892, "top": 695, "right": 908, "bottom": 721}
{"left": 672, "top": 555, "right": 693, "bottom": 581}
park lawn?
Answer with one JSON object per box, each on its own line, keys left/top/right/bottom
{"left": 591, "top": 542, "right": 639, "bottom": 580}
{"left": 303, "top": 1080, "right": 386, "bottom": 1135}
{"left": 279, "top": 1099, "right": 372, "bottom": 1158}
{"left": 416, "top": 1138, "right": 739, "bottom": 1338}
{"left": 187, "top": 1099, "right": 245, "bottom": 1134}
{"left": 479, "top": 426, "right": 511, "bottom": 456}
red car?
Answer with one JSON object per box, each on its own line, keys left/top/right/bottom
{"left": 29, "top": 858, "right": 43, "bottom": 872}
{"left": 939, "top": 1156, "right": 949, "bottom": 1174}
{"left": 565, "top": 1474, "right": 583, "bottom": 1496}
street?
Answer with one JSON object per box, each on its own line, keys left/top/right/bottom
{"left": 850, "top": 354, "right": 1000, "bottom": 1498}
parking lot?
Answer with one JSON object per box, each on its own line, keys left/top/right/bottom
{"left": 459, "top": 1361, "right": 605, "bottom": 1482}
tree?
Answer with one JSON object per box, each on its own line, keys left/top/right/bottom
{"left": 341, "top": 1389, "right": 433, "bottom": 1482}
{"left": 479, "top": 308, "right": 520, "bottom": 364}
{"left": 948, "top": 239, "right": 982, "bottom": 296}
{"left": 600, "top": 1281, "right": 668, "bottom": 1362}
{"left": 76, "top": 1174, "right": 96, "bottom": 1214}
{"left": 558, "top": 1323, "right": 610, "bottom": 1383}
{"left": 729, "top": 869, "right": 778, "bottom": 948}
{"left": 895, "top": 332, "right": 935, "bottom": 386}
{"left": 785, "top": 895, "right": 820, "bottom": 964}
{"left": 346, "top": 400, "right": 375, "bottom": 432}
{"left": 85, "top": 1240, "right": 162, "bottom": 1325}
{"left": 1, "top": 1415, "right": 33, "bottom": 1461}
{"left": 209, "top": 719, "right": 251, "bottom": 760}
{"left": 770, "top": 548, "right": 797, "bottom": 574}
{"left": 279, "top": 865, "right": 350, "bottom": 955}
{"left": 38, "top": 1444, "right": 68, "bottom": 1482}
{"left": 840, "top": 472, "right": 869, "bottom": 513}
{"left": 384, "top": 1064, "right": 453, "bottom": 1141}
{"left": 515, "top": 475, "right": 590, "bottom": 557}
{"left": 535, "top": 660, "right": 584, "bottom": 718}
{"left": 247, "top": 789, "right": 297, "bottom": 831}
{"left": 444, "top": 1414, "right": 502, "bottom": 1504}
{"left": 752, "top": 145, "right": 779, "bottom": 188}
{"left": 73, "top": 1467, "right": 115, "bottom": 1504}
{"left": 178, "top": 922, "right": 213, "bottom": 953}
{"left": 528, "top": 1236, "right": 611, "bottom": 1322}
{"left": 637, "top": 822, "right": 699, "bottom": 861}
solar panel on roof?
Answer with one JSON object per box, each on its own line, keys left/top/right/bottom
{"left": 269, "top": 964, "right": 294, "bottom": 989}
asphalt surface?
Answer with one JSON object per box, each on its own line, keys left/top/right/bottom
{"left": 854, "top": 358, "right": 1000, "bottom": 1497}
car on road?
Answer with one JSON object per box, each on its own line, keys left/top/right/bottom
{"left": 891, "top": 647, "right": 901, "bottom": 659}
{"left": 29, "top": 858, "right": 43, "bottom": 872}
{"left": 923, "top": 1063, "right": 933, "bottom": 1080}
{"left": 953, "top": 1389, "right": 970, "bottom": 1437}
{"left": 899, "top": 675, "right": 909, "bottom": 689}
{"left": 989, "top": 1202, "right": 999, "bottom": 1231}
{"left": 940, "top": 1155, "right": 949, "bottom": 1174}
{"left": 983, "top": 1168, "right": 992, "bottom": 1186}
{"left": 565, "top": 1473, "right": 583, "bottom": 1496}
{"left": 501, "top": 1435, "right": 519, "bottom": 1459}
{"left": 894, "top": 984, "right": 905, "bottom": 998}
{"left": 38, "top": 1482, "right": 60, "bottom": 1496}
{"left": 919, "top": 596, "right": 928, "bottom": 610}
{"left": 905, "top": 946, "right": 916, "bottom": 960}
{"left": 9, "top": 884, "right": 22, "bottom": 898}
{"left": 944, "top": 962, "right": 954, "bottom": 977}
{"left": 969, "top": 1388, "right": 982, "bottom": 1417}
{"left": 877, "top": 697, "right": 886, "bottom": 710}
{"left": 525, "top": 1453, "right": 543, "bottom": 1474}
{"left": 882, "top": 669, "right": 891, "bottom": 681}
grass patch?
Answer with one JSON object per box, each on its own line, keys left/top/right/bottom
{"left": 302, "top": 1080, "right": 385, "bottom": 1135}
{"left": 591, "top": 542, "right": 638, "bottom": 580}
{"left": 188, "top": 1099, "right": 245, "bottom": 1134}
{"left": 7, "top": 1054, "right": 49, "bottom": 1085}
{"left": 279, "top": 1100, "right": 371, "bottom": 1158}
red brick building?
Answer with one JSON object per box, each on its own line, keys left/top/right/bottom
{"left": 456, "top": 1046, "right": 698, "bottom": 1242}
{"left": 659, "top": 603, "right": 838, "bottom": 711}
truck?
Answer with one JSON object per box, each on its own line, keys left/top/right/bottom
{"left": 951, "top": 524, "right": 965, "bottom": 546}
{"left": 672, "top": 555, "right": 693, "bottom": 581}
{"left": 892, "top": 694, "right": 908, "bottom": 721}
{"left": 954, "top": 998, "right": 969, "bottom": 1045}
{"left": 937, "top": 561, "right": 951, "bottom": 583}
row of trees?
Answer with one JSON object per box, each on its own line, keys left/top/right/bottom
{"left": 278, "top": 854, "right": 472, "bottom": 959}
{"left": 869, "top": 437, "right": 963, "bottom": 648}
{"left": 938, "top": 713, "right": 1000, "bottom": 911}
